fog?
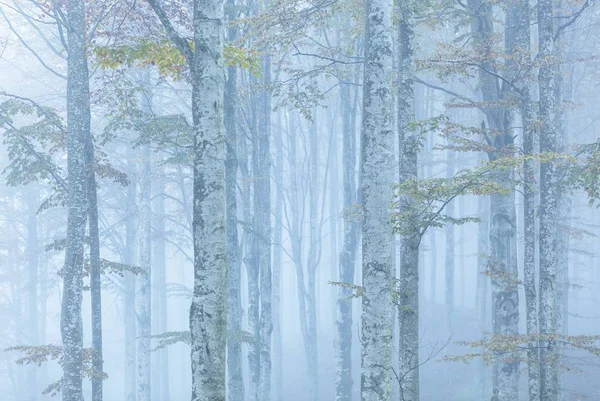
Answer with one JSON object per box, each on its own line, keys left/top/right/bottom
{"left": 1, "top": 1, "right": 600, "bottom": 401}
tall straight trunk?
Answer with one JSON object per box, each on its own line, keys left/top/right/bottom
{"left": 555, "top": 31, "right": 573, "bottom": 401}
{"left": 85, "top": 107, "right": 103, "bottom": 401}
{"left": 272, "top": 109, "right": 284, "bottom": 401}
{"left": 26, "top": 190, "right": 39, "bottom": 401}
{"left": 425, "top": 94, "right": 437, "bottom": 304}
{"left": 360, "top": 0, "right": 395, "bottom": 398}
{"left": 124, "top": 154, "right": 137, "bottom": 401}
{"left": 538, "top": 1, "right": 558, "bottom": 400}
{"left": 152, "top": 164, "right": 170, "bottom": 401}
{"left": 225, "top": 0, "right": 243, "bottom": 398}
{"left": 306, "top": 118, "right": 320, "bottom": 401}
{"left": 475, "top": 188, "right": 489, "bottom": 399}
{"left": 397, "top": 2, "right": 419, "bottom": 400}
{"left": 444, "top": 147, "right": 455, "bottom": 335}
{"left": 188, "top": 1, "right": 227, "bottom": 399}
{"left": 515, "top": 0, "right": 540, "bottom": 398}
{"left": 137, "top": 140, "right": 152, "bottom": 401}
{"left": 238, "top": 78, "right": 253, "bottom": 401}
{"left": 257, "top": 53, "right": 273, "bottom": 401}
{"left": 10, "top": 242, "right": 26, "bottom": 398}
{"left": 248, "top": 70, "right": 260, "bottom": 401}
{"left": 40, "top": 225, "right": 49, "bottom": 400}
{"left": 334, "top": 76, "right": 359, "bottom": 401}
{"left": 330, "top": 121, "right": 339, "bottom": 317}
{"left": 61, "top": 0, "right": 90, "bottom": 398}
{"left": 489, "top": 185, "right": 519, "bottom": 401}
{"left": 490, "top": 8, "right": 521, "bottom": 390}
{"left": 458, "top": 195, "right": 465, "bottom": 308}
{"left": 467, "top": 2, "right": 520, "bottom": 398}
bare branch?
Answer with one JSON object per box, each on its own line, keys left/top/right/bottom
{"left": 145, "top": 0, "right": 194, "bottom": 67}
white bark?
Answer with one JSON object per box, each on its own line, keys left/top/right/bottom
{"left": 475, "top": 189, "right": 489, "bottom": 399}
{"left": 257, "top": 53, "right": 273, "bottom": 401}
{"left": 124, "top": 152, "right": 137, "bottom": 401}
{"left": 152, "top": 164, "right": 170, "bottom": 401}
{"left": 515, "top": 0, "right": 540, "bottom": 398}
{"left": 397, "top": 1, "right": 419, "bottom": 399}
{"left": 248, "top": 74, "right": 260, "bottom": 401}
{"left": 444, "top": 147, "right": 455, "bottom": 337}
{"left": 306, "top": 118, "right": 319, "bottom": 401}
{"left": 85, "top": 101, "right": 103, "bottom": 401}
{"left": 26, "top": 191, "right": 39, "bottom": 401}
{"left": 225, "top": 0, "right": 243, "bottom": 398}
{"left": 136, "top": 141, "right": 152, "bottom": 401}
{"left": 335, "top": 75, "right": 359, "bottom": 401}
{"left": 360, "top": 0, "right": 395, "bottom": 398}
{"left": 61, "top": 0, "right": 90, "bottom": 398}
{"left": 538, "top": 1, "right": 559, "bottom": 400}
{"left": 188, "top": 1, "right": 227, "bottom": 399}
{"left": 272, "top": 109, "right": 284, "bottom": 401}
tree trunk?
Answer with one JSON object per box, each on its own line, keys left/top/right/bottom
{"left": 225, "top": 0, "right": 243, "bottom": 398}
{"left": 137, "top": 139, "right": 152, "bottom": 401}
{"left": 26, "top": 190, "right": 39, "bottom": 401}
{"left": 272, "top": 109, "right": 284, "bottom": 401}
{"left": 257, "top": 53, "right": 273, "bottom": 401}
{"left": 189, "top": 1, "right": 227, "bottom": 399}
{"left": 334, "top": 74, "right": 359, "bottom": 401}
{"left": 85, "top": 105, "right": 103, "bottom": 401}
{"left": 306, "top": 118, "right": 320, "bottom": 401}
{"left": 152, "top": 163, "right": 170, "bottom": 401}
{"left": 248, "top": 70, "right": 260, "bottom": 401}
{"left": 475, "top": 188, "right": 489, "bottom": 399}
{"left": 124, "top": 152, "right": 137, "bottom": 401}
{"left": 538, "top": 1, "right": 559, "bottom": 400}
{"left": 515, "top": 0, "right": 540, "bottom": 398}
{"left": 61, "top": 0, "right": 90, "bottom": 398}
{"left": 466, "top": 2, "right": 520, "bottom": 398}
{"left": 360, "top": 0, "right": 395, "bottom": 398}
{"left": 444, "top": 146, "right": 455, "bottom": 336}
{"left": 397, "top": 2, "right": 419, "bottom": 400}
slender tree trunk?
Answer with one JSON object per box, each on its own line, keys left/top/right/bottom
{"left": 444, "top": 147, "right": 455, "bottom": 336}
{"left": 248, "top": 71, "right": 260, "bottom": 401}
{"left": 39, "top": 225, "right": 49, "bottom": 401}
{"left": 272, "top": 109, "right": 284, "bottom": 401}
{"left": 397, "top": 2, "right": 419, "bottom": 400}
{"left": 538, "top": 1, "right": 559, "bottom": 400}
{"left": 225, "top": 0, "right": 243, "bottom": 398}
{"left": 334, "top": 75, "right": 359, "bottom": 401}
{"left": 489, "top": 186, "right": 519, "bottom": 401}
{"left": 516, "top": 0, "right": 540, "bottom": 398}
{"left": 188, "top": 1, "right": 227, "bottom": 399}
{"left": 555, "top": 31, "right": 573, "bottom": 401}
{"left": 26, "top": 190, "right": 39, "bottom": 401}
{"left": 306, "top": 118, "right": 320, "bottom": 401}
{"left": 360, "top": 0, "right": 395, "bottom": 398}
{"left": 124, "top": 153, "right": 138, "bottom": 401}
{"left": 425, "top": 94, "right": 437, "bottom": 305}
{"left": 61, "top": 0, "right": 90, "bottom": 398}
{"left": 85, "top": 106, "right": 103, "bottom": 401}
{"left": 152, "top": 164, "right": 170, "bottom": 401}
{"left": 466, "top": 2, "right": 520, "bottom": 398}
{"left": 137, "top": 139, "right": 152, "bottom": 401}
{"left": 257, "top": 52, "right": 273, "bottom": 401}
{"left": 475, "top": 187, "right": 489, "bottom": 399}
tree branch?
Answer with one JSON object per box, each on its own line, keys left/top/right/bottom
{"left": 0, "top": 7, "right": 66, "bottom": 79}
{"left": 145, "top": 0, "right": 194, "bottom": 67}
{"left": 555, "top": 0, "right": 594, "bottom": 40}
